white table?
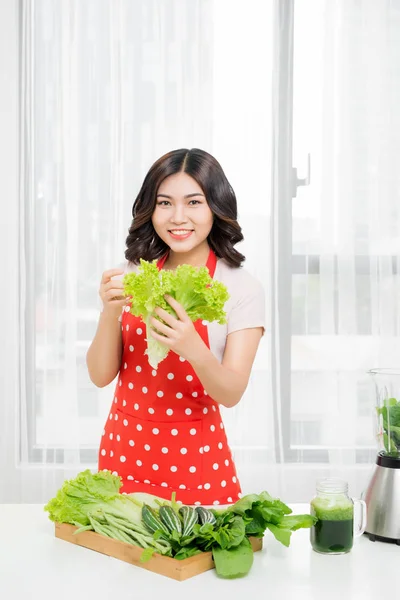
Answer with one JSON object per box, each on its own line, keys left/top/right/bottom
{"left": 0, "top": 504, "right": 397, "bottom": 600}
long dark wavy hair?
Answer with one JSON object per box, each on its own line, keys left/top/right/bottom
{"left": 125, "top": 148, "right": 245, "bottom": 268}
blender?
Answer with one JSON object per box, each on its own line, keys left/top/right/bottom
{"left": 363, "top": 368, "right": 400, "bottom": 544}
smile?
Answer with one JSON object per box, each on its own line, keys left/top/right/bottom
{"left": 168, "top": 229, "right": 194, "bottom": 239}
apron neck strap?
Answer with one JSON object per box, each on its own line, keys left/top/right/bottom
{"left": 156, "top": 247, "right": 217, "bottom": 278}
{"left": 205, "top": 247, "right": 217, "bottom": 278}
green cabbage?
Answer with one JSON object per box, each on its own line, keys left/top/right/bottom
{"left": 123, "top": 259, "right": 229, "bottom": 369}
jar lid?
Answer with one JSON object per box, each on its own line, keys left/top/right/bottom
{"left": 316, "top": 478, "right": 348, "bottom": 494}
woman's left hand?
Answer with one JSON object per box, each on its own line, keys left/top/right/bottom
{"left": 149, "top": 295, "right": 207, "bottom": 363}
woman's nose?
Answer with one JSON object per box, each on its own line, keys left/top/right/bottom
{"left": 170, "top": 206, "right": 187, "bottom": 223}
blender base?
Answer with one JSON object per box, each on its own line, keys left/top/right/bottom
{"left": 363, "top": 452, "right": 400, "bottom": 543}
{"left": 364, "top": 531, "right": 400, "bottom": 545}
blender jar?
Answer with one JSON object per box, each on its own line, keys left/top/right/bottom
{"left": 369, "top": 368, "right": 400, "bottom": 458}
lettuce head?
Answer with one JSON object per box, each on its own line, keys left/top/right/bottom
{"left": 123, "top": 259, "right": 229, "bottom": 369}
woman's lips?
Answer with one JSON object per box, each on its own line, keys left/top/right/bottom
{"left": 168, "top": 229, "right": 194, "bottom": 240}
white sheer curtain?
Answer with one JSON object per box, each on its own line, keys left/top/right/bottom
{"left": 290, "top": 0, "right": 400, "bottom": 495}
{"left": 3, "top": 0, "right": 400, "bottom": 503}
{"left": 9, "top": 0, "right": 274, "bottom": 503}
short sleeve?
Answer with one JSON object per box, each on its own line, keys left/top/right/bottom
{"left": 227, "top": 277, "right": 265, "bottom": 335}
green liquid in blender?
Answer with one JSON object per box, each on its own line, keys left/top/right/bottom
{"left": 310, "top": 500, "right": 354, "bottom": 554}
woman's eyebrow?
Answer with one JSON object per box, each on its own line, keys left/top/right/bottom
{"left": 156, "top": 192, "right": 205, "bottom": 199}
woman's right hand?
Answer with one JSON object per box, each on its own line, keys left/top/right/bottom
{"left": 99, "top": 268, "right": 127, "bottom": 318}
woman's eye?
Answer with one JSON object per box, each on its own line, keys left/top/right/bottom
{"left": 189, "top": 199, "right": 201, "bottom": 205}
{"left": 156, "top": 200, "right": 171, "bottom": 206}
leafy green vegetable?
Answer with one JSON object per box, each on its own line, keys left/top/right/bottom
{"left": 173, "top": 546, "right": 203, "bottom": 560}
{"left": 45, "top": 472, "right": 317, "bottom": 580}
{"left": 377, "top": 397, "right": 400, "bottom": 456}
{"left": 192, "top": 514, "right": 246, "bottom": 552}
{"left": 140, "top": 547, "right": 156, "bottom": 563}
{"left": 265, "top": 515, "right": 316, "bottom": 547}
{"left": 229, "top": 491, "right": 291, "bottom": 518}
{"left": 221, "top": 491, "right": 317, "bottom": 542}
{"left": 278, "top": 514, "right": 319, "bottom": 531}
{"left": 123, "top": 259, "right": 229, "bottom": 369}
{"left": 129, "top": 491, "right": 176, "bottom": 510}
{"left": 212, "top": 537, "right": 254, "bottom": 579}
{"left": 44, "top": 469, "right": 141, "bottom": 527}
{"left": 44, "top": 470, "right": 172, "bottom": 556}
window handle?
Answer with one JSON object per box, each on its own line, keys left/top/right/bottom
{"left": 292, "top": 152, "right": 311, "bottom": 198}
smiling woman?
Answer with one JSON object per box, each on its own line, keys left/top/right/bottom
{"left": 125, "top": 148, "right": 245, "bottom": 268}
{"left": 152, "top": 171, "right": 214, "bottom": 269}
{"left": 86, "top": 148, "right": 265, "bottom": 505}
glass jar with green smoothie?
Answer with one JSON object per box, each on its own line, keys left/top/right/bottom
{"left": 310, "top": 478, "right": 367, "bottom": 554}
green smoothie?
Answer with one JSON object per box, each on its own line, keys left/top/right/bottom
{"left": 310, "top": 496, "right": 354, "bottom": 554}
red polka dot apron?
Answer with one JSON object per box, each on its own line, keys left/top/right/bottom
{"left": 98, "top": 249, "right": 242, "bottom": 506}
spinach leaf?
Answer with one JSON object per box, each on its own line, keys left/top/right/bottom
{"left": 174, "top": 546, "right": 203, "bottom": 560}
{"left": 265, "top": 523, "right": 292, "bottom": 547}
{"left": 212, "top": 537, "right": 254, "bottom": 578}
{"left": 192, "top": 515, "right": 245, "bottom": 551}
{"left": 278, "top": 514, "right": 317, "bottom": 531}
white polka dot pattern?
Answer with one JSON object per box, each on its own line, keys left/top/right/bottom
{"left": 98, "top": 300, "right": 243, "bottom": 505}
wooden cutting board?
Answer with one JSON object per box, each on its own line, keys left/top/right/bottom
{"left": 55, "top": 522, "right": 263, "bottom": 581}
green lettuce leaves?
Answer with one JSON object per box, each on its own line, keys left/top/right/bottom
{"left": 222, "top": 491, "right": 317, "bottom": 548}
{"left": 123, "top": 259, "right": 229, "bottom": 369}
{"left": 44, "top": 469, "right": 142, "bottom": 527}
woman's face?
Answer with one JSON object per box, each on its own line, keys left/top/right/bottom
{"left": 152, "top": 172, "right": 213, "bottom": 254}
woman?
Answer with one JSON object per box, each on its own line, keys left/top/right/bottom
{"left": 87, "top": 148, "right": 265, "bottom": 506}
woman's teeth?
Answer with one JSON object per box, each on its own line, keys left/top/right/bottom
{"left": 169, "top": 230, "right": 192, "bottom": 236}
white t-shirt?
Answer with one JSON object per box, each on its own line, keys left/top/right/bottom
{"left": 108, "top": 258, "right": 265, "bottom": 363}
